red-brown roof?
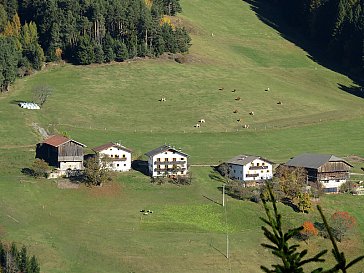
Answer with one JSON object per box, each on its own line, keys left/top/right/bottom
{"left": 42, "top": 135, "right": 86, "bottom": 147}
{"left": 92, "top": 142, "right": 132, "bottom": 153}
{"left": 43, "top": 135, "right": 70, "bottom": 147}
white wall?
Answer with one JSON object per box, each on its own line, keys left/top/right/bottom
{"left": 229, "top": 158, "right": 273, "bottom": 182}
{"left": 99, "top": 146, "right": 132, "bottom": 172}
{"left": 148, "top": 150, "right": 188, "bottom": 177}
{"left": 320, "top": 179, "right": 346, "bottom": 193}
{"left": 59, "top": 161, "right": 83, "bottom": 171}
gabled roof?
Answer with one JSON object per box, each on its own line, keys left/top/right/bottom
{"left": 42, "top": 135, "right": 86, "bottom": 148}
{"left": 92, "top": 142, "right": 132, "bottom": 153}
{"left": 145, "top": 144, "right": 189, "bottom": 157}
{"left": 226, "top": 154, "right": 274, "bottom": 166}
{"left": 285, "top": 153, "right": 353, "bottom": 169}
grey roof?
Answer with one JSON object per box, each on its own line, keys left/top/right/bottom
{"left": 145, "top": 145, "right": 189, "bottom": 158}
{"left": 285, "top": 153, "right": 353, "bottom": 169}
{"left": 226, "top": 154, "right": 274, "bottom": 166}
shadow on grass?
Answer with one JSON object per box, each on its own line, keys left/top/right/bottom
{"left": 243, "top": 0, "right": 363, "bottom": 91}
{"left": 132, "top": 160, "right": 149, "bottom": 176}
{"left": 338, "top": 83, "right": 364, "bottom": 99}
{"left": 21, "top": 167, "right": 33, "bottom": 176}
{"left": 202, "top": 195, "right": 222, "bottom": 206}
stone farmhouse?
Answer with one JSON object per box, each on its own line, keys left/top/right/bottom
{"left": 225, "top": 155, "right": 274, "bottom": 182}
{"left": 36, "top": 135, "right": 86, "bottom": 176}
{"left": 92, "top": 142, "right": 132, "bottom": 172}
{"left": 145, "top": 145, "right": 189, "bottom": 178}
{"left": 285, "top": 153, "right": 352, "bottom": 193}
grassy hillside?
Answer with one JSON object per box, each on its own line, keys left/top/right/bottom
{"left": 0, "top": 0, "right": 363, "bottom": 272}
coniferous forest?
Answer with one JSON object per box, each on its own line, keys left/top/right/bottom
{"left": 0, "top": 0, "right": 190, "bottom": 91}
{"left": 273, "top": 0, "right": 363, "bottom": 75}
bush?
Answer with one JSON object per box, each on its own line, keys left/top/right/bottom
{"left": 330, "top": 211, "right": 356, "bottom": 242}
{"left": 298, "top": 221, "right": 318, "bottom": 241}
{"left": 30, "top": 159, "right": 50, "bottom": 178}
{"left": 225, "top": 180, "right": 260, "bottom": 202}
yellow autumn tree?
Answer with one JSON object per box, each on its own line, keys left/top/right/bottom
{"left": 160, "top": 15, "right": 174, "bottom": 28}
{"left": 145, "top": 0, "right": 153, "bottom": 9}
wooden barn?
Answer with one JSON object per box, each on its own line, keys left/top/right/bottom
{"left": 36, "top": 135, "right": 86, "bottom": 175}
{"left": 285, "top": 153, "right": 352, "bottom": 193}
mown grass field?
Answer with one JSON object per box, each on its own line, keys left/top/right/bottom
{"left": 0, "top": 0, "right": 364, "bottom": 272}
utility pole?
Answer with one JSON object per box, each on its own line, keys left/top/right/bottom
{"left": 222, "top": 184, "right": 225, "bottom": 207}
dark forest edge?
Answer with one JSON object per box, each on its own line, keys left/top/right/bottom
{"left": 265, "top": 0, "right": 363, "bottom": 80}
{"left": 0, "top": 0, "right": 191, "bottom": 92}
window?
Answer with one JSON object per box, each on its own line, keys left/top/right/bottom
{"left": 124, "top": 164, "right": 126, "bottom": 166}
{"left": 115, "top": 154, "right": 119, "bottom": 158}
{"left": 257, "top": 163, "right": 260, "bottom": 166}
{"left": 123, "top": 154, "right": 126, "bottom": 158}
{"left": 116, "top": 164, "right": 120, "bottom": 167}
{"left": 262, "top": 162, "right": 265, "bottom": 166}
{"left": 109, "top": 148, "right": 112, "bottom": 151}
{"left": 165, "top": 152, "right": 167, "bottom": 154}
{"left": 261, "top": 170, "right": 264, "bottom": 173}
{"left": 157, "top": 171, "right": 160, "bottom": 175}
{"left": 110, "top": 154, "right": 114, "bottom": 158}
{"left": 157, "top": 158, "right": 161, "bottom": 162}
{"left": 165, "top": 158, "right": 168, "bottom": 162}
{"left": 181, "top": 158, "right": 184, "bottom": 160}
{"left": 157, "top": 165, "right": 161, "bottom": 169}
{"left": 233, "top": 170, "right": 236, "bottom": 173}
{"left": 267, "top": 170, "right": 270, "bottom": 173}
{"left": 173, "top": 158, "right": 176, "bottom": 161}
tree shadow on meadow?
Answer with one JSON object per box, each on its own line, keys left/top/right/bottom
{"left": 338, "top": 83, "right": 364, "bottom": 99}
{"left": 242, "top": 0, "right": 363, "bottom": 93}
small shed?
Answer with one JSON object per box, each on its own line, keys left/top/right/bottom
{"left": 36, "top": 135, "right": 86, "bottom": 173}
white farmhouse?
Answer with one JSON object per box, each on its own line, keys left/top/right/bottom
{"left": 92, "top": 142, "right": 132, "bottom": 172}
{"left": 225, "top": 155, "right": 274, "bottom": 182}
{"left": 145, "top": 145, "right": 189, "bottom": 177}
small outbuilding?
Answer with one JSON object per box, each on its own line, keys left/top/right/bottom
{"left": 225, "top": 155, "right": 274, "bottom": 182}
{"left": 36, "top": 135, "right": 86, "bottom": 176}
{"left": 285, "top": 153, "right": 352, "bottom": 193}
{"left": 145, "top": 145, "right": 189, "bottom": 177}
{"left": 92, "top": 142, "right": 132, "bottom": 172}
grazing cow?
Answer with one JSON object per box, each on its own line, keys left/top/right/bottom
{"left": 237, "top": 118, "right": 243, "bottom": 122}
{"left": 232, "top": 89, "right": 236, "bottom": 92}
{"left": 277, "top": 101, "right": 282, "bottom": 105}
{"left": 249, "top": 111, "right": 254, "bottom": 116}
{"left": 235, "top": 97, "right": 241, "bottom": 101}
{"left": 218, "top": 87, "right": 224, "bottom": 91}
{"left": 265, "top": 87, "right": 270, "bottom": 91}
{"left": 243, "top": 124, "right": 249, "bottom": 128}
{"left": 194, "top": 124, "right": 200, "bottom": 128}
{"left": 233, "top": 110, "right": 238, "bottom": 113}
{"left": 199, "top": 119, "right": 205, "bottom": 123}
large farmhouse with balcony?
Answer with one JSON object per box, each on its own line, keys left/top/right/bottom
{"left": 225, "top": 155, "right": 274, "bottom": 182}
{"left": 36, "top": 135, "right": 86, "bottom": 176}
{"left": 92, "top": 142, "right": 132, "bottom": 172}
{"left": 145, "top": 145, "right": 189, "bottom": 177}
{"left": 285, "top": 153, "right": 352, "bottom": 193}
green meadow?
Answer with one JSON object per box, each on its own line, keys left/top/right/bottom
{"left": 0, "top": 0, "right": 363, "bottom": 272}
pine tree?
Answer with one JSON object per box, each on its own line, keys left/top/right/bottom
{"left": 0, "top": 4, "right": 7, "bottom": 33}
{"left": 94, "top": 43, "right": 105, "bottom": 63}
{"left": 28, "top": 256, "right": 40, "bottom": 273}
{"left": 114, "top": 40, "right": 129, "bottom": 61}
{"left": 18, "top": 246, "right": 28, "bottom": 273}
{"left": 74, "top": 35, "right": 95, "bottom": 65}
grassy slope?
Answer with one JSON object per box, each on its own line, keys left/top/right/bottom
{"left": 0, "top": 0, "right": 363, "bottom": 272}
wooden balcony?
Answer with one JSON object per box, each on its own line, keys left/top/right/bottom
{"left": 249, "top": 166, "right": 268, "bottom": 170}
{"left": 246, "top": 173, "right": 259, "bottom": 178}
{"left": 154, "top": 161, "right": 186, "bottom": 165}
{"left": 58, "top": 156, "right": 83, "bottom": 162}
{"left": 154, "top": 168, "right": 187, "bottom": 172}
